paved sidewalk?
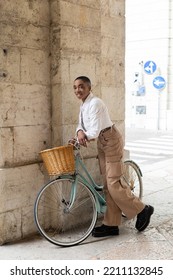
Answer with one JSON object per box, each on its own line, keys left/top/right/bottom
{"left": 1, "top": 156, "right": 173, "bottom": 260}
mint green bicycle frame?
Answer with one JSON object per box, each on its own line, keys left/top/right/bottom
{"left": 60, "top": 151, "right": 106, "bottom": 214}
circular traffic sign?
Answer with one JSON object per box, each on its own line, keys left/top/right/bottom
{"left": 144, "top": 61, "right": 157, "bottom": 75}
{"left": 153, "top": 76, "right": 166, "bottom": 90}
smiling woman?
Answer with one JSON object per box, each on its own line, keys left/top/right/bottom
{"left": 73, "top": 76, "right": 91, "bottom": 102}
{"left": 73, "top": 76, "right": 154, "bottom": 238}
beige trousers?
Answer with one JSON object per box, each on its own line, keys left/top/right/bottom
{"left": 97, "top": 125, "right": 145, "bottom": 226}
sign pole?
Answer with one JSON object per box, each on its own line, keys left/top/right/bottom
{"left": 152, "top": 76, "right": 166, "bottom": 130}
{"left": 157, "top": 90, "right": 161, "bottom": 130}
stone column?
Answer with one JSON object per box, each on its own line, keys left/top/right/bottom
{"left": 50, "top": 0, "right": 101, "bottom": 146}
{"left": 50, "top": 0, "right": 125, "bottom": 182}
{"left": 0, "top": 0, "right": 51, "bottom": 244}
{"left": 101, "top": 0, "right": 125, "bottom": 136}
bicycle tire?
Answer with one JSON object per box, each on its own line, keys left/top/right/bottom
{"left": 123, "top": 160, "right": 143, "bottom": 199}
{"left": 34, "top": 177, "right": 97, "bottom": 247}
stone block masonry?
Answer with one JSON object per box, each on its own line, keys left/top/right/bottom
{"left": 0, "top": 164, "right": 45, "bottom": 244}
{"left": 0, "top": 0, "right": 125, "bottom": 243}
{"left": 0, "top": 0, "right": 51, "bottom": 244}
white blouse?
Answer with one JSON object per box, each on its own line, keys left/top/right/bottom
{"left": 76, "top": 92, "right": 113, "bottom": 140}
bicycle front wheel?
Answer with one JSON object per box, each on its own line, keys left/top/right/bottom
{"left": 123, "top": 160, "right": 143, "bottom": 199}
{"left": 34, "top": 178, "right": 97, "bottom": 247}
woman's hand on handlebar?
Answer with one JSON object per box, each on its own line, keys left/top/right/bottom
{"left": 77, "top": 130, "right": 89, "bottom": 147}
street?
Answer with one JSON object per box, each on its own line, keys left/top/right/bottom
{"left": 125, "top": 127, "right": 173, "bottom": 167}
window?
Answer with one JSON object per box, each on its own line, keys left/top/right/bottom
{"left": 136, "top": 106, "right": 146, "bottom": 114}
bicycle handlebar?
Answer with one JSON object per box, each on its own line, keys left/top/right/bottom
{"left": 68, "top": 137, "right": 95, "bottom": 150}
{"left": 68, "top": 138, "right": 81, "bottom": 150}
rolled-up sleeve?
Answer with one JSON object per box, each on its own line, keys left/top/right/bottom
{"left": 76, "top": 111, "right": 83, "bottom": 134}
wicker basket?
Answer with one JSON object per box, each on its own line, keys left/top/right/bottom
{"left": 39, "top": 145, "right": 75, "bottom": 176}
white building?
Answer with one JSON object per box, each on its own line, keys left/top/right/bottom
{"left": 125, "top": 0, "right": 173, "bottom": 130}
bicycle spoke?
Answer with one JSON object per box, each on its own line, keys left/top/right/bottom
{"left": 123, "top": 160, "right": 143, "bottom": 199}
{"left": 34, "top": 178, "right": 97, "bottom": 247}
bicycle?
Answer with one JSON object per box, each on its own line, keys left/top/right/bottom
{"left": 34, "top": 142, "right": 143, "bottom": 247}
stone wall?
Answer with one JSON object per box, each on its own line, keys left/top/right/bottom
{"left": 0, "top": 0, "right": 125, "bottom": 243}
{"left": 0, "top": 0, "right": 51, "bottom": 244}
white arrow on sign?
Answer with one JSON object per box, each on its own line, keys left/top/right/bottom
{"left": 145, "top": 61, "right": 154, "bottom": 72}
{"left": 144, "top": 61, "right": 156, "bottom": 74}
{"left": 153, "top": 80, "right": 165, "bottom": 86}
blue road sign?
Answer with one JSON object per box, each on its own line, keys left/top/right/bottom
{"left": 144, "top": 61, "right": 157, "bottom": 74}
{"left": 153, "top": 76, "right": 166, "bottom": 90}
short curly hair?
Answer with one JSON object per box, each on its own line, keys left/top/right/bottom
{"left": 74, "top": 76, "right": 91, "bottom": 86}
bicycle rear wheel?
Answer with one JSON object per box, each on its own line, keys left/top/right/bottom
{"left": 123, "top": 160, "right": 143, "bottom": 199}
{"left": 34, "top": 178, "right": 97, "bottom": 247}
